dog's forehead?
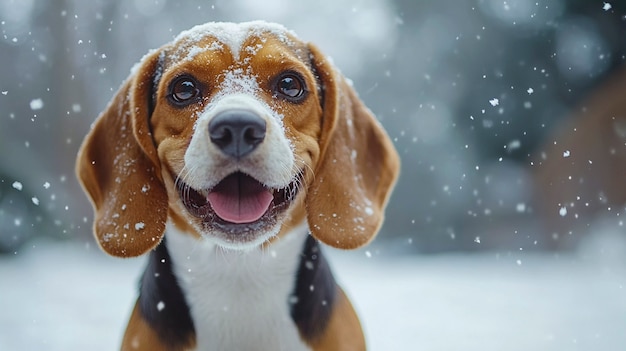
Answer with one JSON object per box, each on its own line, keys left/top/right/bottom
{"left": 170, "top": 21, "right": 302, "bottom": 62}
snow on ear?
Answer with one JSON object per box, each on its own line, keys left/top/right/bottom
{"left": 305, "top": 43, "right": 400, "bottom": 250}
{"left": 76, "top": 50, "right": 168, "bottom": 258}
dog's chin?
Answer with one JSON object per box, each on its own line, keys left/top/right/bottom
{"left": 176, "top": 171, "right": 302, "bottom": 250}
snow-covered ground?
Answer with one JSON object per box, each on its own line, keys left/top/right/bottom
{"left": 1, "top": 235, "right": 625, "bottom": 351}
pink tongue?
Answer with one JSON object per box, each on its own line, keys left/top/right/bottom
{"left": 207, "top": 173, "right": 273, "bottom": 224}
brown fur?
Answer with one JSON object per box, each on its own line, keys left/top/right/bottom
{"left": 122, "top": 303, "right": 196, "bottom": 351}
{"left": 309, "top": 289, "right": 367, "bottom": 351}
{"left": 76, "top": 23, "right": 399, "bottom": 350}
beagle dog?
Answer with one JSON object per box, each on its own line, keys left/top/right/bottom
{"left": 76, "top": 21, "right": 399, "bottom": 351}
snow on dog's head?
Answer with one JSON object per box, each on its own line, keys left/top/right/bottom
{"left": 76, "top": 21, "right": 400, "bottom": 256}
{"left": 173, "top": 21, "right": 299, "bottom": 61}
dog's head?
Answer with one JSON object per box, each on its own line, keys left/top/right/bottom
{"left": 76, "top": 21, "right": 400, "bottom": 257}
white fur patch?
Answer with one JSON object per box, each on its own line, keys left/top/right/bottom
{"left": 166, "top": 223, "right": 311, "bottom": 351}
{"left": 183, "top": 93, "right": 295, "bottom": 191}
{"left": 174, "top": 21, "right": 298, "bottom": 61}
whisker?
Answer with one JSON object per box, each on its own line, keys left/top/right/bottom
{"left": 294, "top": 155, "right": 314, "bottom": 182}
{"left": 291, "top": 156, "right": 310, "bottom": 197}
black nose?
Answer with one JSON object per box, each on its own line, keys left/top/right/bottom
{"left": 208, "top": 109, "right": 266, "bottom": 159}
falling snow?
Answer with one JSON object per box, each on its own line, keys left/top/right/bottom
{"left": 29, "top": 98, "right": 44, "bottom": 110}
{"left": 3, "top": 3, "right": 626, "bottom": 350}
{"left": 507, "top": 139, "right": 521, "bottom": 150}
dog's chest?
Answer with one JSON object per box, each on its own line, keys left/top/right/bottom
{"left": 166, "top": 225, "right": 311, "bottom": 351}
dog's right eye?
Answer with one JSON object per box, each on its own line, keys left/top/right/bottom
{"left": 272, "top": 71, "right": 307, "bottom": 103}
{"left": 169, "top": 76, "right": 201, "bottom": 106}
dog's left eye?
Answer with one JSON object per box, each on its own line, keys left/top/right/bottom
{"left": 169, "top": 76, "right": 201, "bottom": 106}
{"left": 274, "top": 73, "right": 306, "bottom": 101}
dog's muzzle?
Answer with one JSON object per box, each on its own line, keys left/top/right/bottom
{"left": 208, "top": 109, "right": 266, "bottom": 160}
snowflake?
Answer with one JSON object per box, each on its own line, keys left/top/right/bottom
{"left": 30, "top": 98, "right": 44, "bottom": 110}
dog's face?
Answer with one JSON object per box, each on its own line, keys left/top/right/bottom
{"left": 76, "top": 21, "right": 400, "bottom": 256}
{"left": 152, "top": 23, "right": 320, "bottom": 249}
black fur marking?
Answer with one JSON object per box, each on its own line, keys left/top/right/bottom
{"left": 138, "top": 239, "right": 195, "bottom": 348}
{"left": 307, "top": 48, "right": 326, "bottom": 112}
{"left": 290, "top": 234, "right": 338, "bottom": 341}
{"left": 148, "top": 50, "right": 165, "bottom": 117}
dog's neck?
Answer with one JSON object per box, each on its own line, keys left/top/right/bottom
{"left": 138, "top": 223, "right": 337, "bottom": 350}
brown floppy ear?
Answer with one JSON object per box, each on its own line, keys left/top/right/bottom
{"left": 76, "top": 50, "right": 168, "bottom": 257}
{"left": 306, "top": 44, "right": 400, "bottom": 249}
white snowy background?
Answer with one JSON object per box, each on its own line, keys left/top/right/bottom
{"left": 2, "top": 0, "right": 626, "bottom": 350}
{"left": 1, "top": 234, "right": 626, "bottom": 350}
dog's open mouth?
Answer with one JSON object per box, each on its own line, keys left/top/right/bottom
{"left": 176, "top": 171, "right": 301, "bottom": 227}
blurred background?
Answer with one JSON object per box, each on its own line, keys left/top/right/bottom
{"left": 2, "top": 0, "right": 626, "bottom": 254}
{"left": 2, "top": 1, "right": 626, "bottom": 350}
